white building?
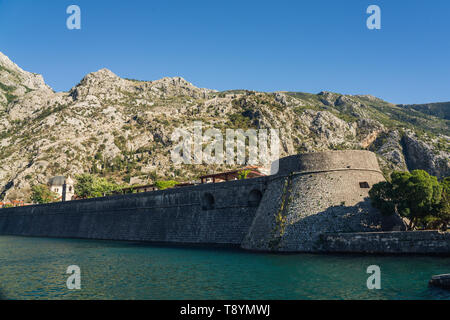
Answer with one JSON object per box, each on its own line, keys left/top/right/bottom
{"left": 49, "top": 176, "right": 75, "bottom": 201}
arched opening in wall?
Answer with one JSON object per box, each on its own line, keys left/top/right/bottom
{"left": 248, "top": 189, "right": 263, "bottom": 207}
{"left": 202, "top": 193, "right": 215, "bottom": 210}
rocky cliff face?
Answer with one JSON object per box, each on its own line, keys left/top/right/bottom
{"left": 0, "top": 52, "right": 448, "bottom": 201}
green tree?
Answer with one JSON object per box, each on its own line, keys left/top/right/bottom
{"left": 441, "top": 177, "right": 450, "bottom": 216}
{"left": 31, "top": 184, "right": 58, "bottom": 204}
{"left": 155, "top": 180, "right": 178, "bottom": 190}
{"left": 369, "top": 170, "right": 443, "bottom": 229}
{"left": 75, "top": 174, "right": 121, "bottom": 199}
{"left": 367, "top": 181, "right": 396, "bottom": 216}
{"left": 238, "top": 169, "right": 251, "bottom": 180}
{"left": 429, "top": 177, "right": 450, "bottom": 230}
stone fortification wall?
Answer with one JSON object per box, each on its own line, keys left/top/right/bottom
{"left": 320, "top": 231, "right": 450, "bottom": 254}
{"left": 242, "top": 150, "right": 391, "bottom": 252}
{"left": 0, "top": 150, "right": 416, "bottom": 254}
{"left": 275, "top": 150, "right": 382, "bottom": 175}
{"left": 0, "top": 178, "right": 266, "bottom": 245}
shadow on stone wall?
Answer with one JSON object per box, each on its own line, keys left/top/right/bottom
{"left": 246, "top": 196, "right": 408, "bottom": 252}
{"left": 296, "top": 198, "right": 382, "bottom": 234}
{"left": 265, "top": 198, "right": 392, "bottom": 252}
{"left": 286, "top": 197, "right": 406, "bottom": 244}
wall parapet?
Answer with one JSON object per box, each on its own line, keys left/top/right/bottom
{"left": 275, "top": 150, "right": 381, "bottom": 176}
{"left": 0, "top": 176, "right": 268, "bottom": 216}
{"left": 267, "top": 167, "right": 384, "bottom": 183}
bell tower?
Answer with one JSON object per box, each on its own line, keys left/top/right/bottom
{"left": 62, "top": 176, "right": 75, "bottom": 201}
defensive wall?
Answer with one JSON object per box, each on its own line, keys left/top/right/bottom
{"left": 241, "top": 150, "right": 395, "bottom": 252}
{"left": 319, "top": 231, "right": 450, "bottom": 254}
{"left": 0, "top": 177, "right": 266, "bottom": 246}
{"left": 1, "top": 150, "right": 447, "bottom": 254}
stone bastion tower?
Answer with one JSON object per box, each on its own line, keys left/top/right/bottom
{"left": 241, "top": 150, "right": 396, "bottom": 252}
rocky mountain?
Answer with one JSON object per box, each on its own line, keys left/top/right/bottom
{"left": 0, "top": 51, "right": 448, "bottom": 201}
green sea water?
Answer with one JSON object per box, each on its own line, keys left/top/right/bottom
{"left": 0, "top": 235, "right": 449, "bottom": 300}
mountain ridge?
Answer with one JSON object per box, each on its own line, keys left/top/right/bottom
{"left": 398, "top": 102, "right": 450, "bottom": 121}
{"left": 0, "top": 51, "right": 448, "bottom": 201}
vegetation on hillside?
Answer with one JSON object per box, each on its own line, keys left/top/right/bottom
{"left": 154, "top": 180, "right": 178, "bottom": 190}
{"left": 74, "top": 174, "right": 121, "bottom": 199}
{"left": 286, "top": 92, "right": 450, "bottom": 137}
{"left": 238, "top": 169, "right": 251, "bottom": 180}
{"left": 398, "top": 102, "right": 450, "bottom": 121}
{"left": 0, "top": 50, "right": 448, "bottom": 202}
{"left": 30, "top": 184, "right": 58, "bottom": 204}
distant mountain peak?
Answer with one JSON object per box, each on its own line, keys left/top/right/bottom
{"left": 0, "top": 51, "right": 52, "bottom": 105}
{"left": 0, "top": 51, "right": 22, "bottom": 72}
{"left": 86, "top": 68, "right": 118, "bottom": 79}
{"left": 76, "top": 68, "right": 120, "bottom": 86}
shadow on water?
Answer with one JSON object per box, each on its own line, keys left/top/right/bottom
{"left": 0, "top": 287, "right": 7, "bottom": 300}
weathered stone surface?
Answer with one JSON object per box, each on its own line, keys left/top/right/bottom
{"left": 320, "top": 231, "right": 450, "bottom": 254}
{"left": 402, "top": 132, "right": 450, "bottom": 178}
{"left": 241, "top": 150, "right": 392, "bottom": 252}
{"left": 0, "top": 177, "right": 266, "bottom": 245}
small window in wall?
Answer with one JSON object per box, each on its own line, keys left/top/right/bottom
{"left": 248, "top": 189, "right": 263, "bottom": 207}
{"left": 359, "top": 182, "right": 370, "bottom": 189}
{"left": 202, "top": 193, "right": 215, "bottom": 210}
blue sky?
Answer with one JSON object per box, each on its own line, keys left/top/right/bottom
{"left": 0, "top": 0, "right": 449, "bottom": 104}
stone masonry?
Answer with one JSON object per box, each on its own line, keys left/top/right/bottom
{"left": 1, "top": 150, "right": 447, "bottom": 254}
